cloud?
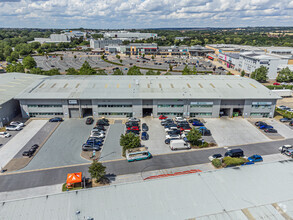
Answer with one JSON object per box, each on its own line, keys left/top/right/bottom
{"left": 0, "top": 0, "right": 292, "bottom": 28}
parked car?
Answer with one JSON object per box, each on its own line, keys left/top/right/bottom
{"left": 248, "top": 155, "right": 263, "bottom": 162}
{"left": 165, "top": 127, "right": 178, "bottom": 132}
{"left": 164, "top": 123, "right": 177, "bottom": 129}
{"left": 49, "top": 117, "right": 63, "bottom": 122}
{"left": 82, "top": 143, "right": 100, "bottom": 151}
{"left": 126, "top": 121, "right": 139, "bottom": 127}
{"left": 90, "top": 132, "right": 105, "bottom": 138}
{"left": 88, "top": 137, "right": 104, "bottom": 143}
{"left": 279, "top": 145, "right": 293, "bottom": 152}
{"left": 167, "top": 129, "right": 181, "bottom": 135}
{"left": 166, "top": 134, "right": 181, "bottom": 139}
{"left": 165, "top": 137, "right": 181, "bottom": 144}
{"left": 179, "top": 125, "right": 192, "bottom": 131}
{"left": 192, "top": 121, "right": 204, "bottom": 126}
{"left": 86, "top": 139, "right": 103, "bottom": 146}
{"left": 159, "top": 115, "right": 168, "bottom": 120}
{"left": 93, "top": 125, "right": 106, "bottom": 131}
{"left": 208, "top": 154, "right": 223, "bottom": 161}
{"left": 96, "top": 120, "right": 109, "bottom": 126}
{"left": 128, "top": 117, "right": 140, "bottom": 122}
{"left": 259, "top": 124, "right": 273, "bottom": 130}
{"left": 126, "top": 130, "right": 140, "bottom": 135}
{"left": 5, "top": 125, "right": 22, "bottom": 131}
{"left": 0, "top": 132, "right": 11, "bottom": 138}
{"left": 22, "top": 148, "right": 36, "bottom": 157}
{"left": 142, "top": 123, "right": 148, "bottom": 131}
{"left": 10, "top": 121, "right": 24, "bottom": 127}
{"left": 176, "top": 121, "right": 189, "bottom": 127}
{"left": 284, "top": 149, "right": 293, "bottom": 157}
{"left": 224, "top": 149, "right": 244, "bottom": 158}
{"left": 289, "top": 121, "right": 293, "bottom": 126}
{"left": 278, "top": 105, "right": 287, "bottom": 110}
{"left": 141, "top": 132, "right": 149, "bottom": 140}
{"left": 91, "top": 128, "right": 105, "bottom": 134}
{"left": 264, "top": 128, "right": 277, "bottom": 133}
{"left": 241, "top": 161, "right": 255, "bottom": 166}
{"left": 161, "top": 119, "right": 174, "bottom": 126}
{"left": 280, "top": 118, "right": 292, "bottom": 122}
{"left": 273, "top": 82, "right": 280, "bottom": 85}
{"left": 174, "top": 117, "right": 186, "bottom": 122}
{"left": 127, "top": 126, "right": 140, "bottom": 131}
{"left": 188, "top": 118, "right": 201, "bottom": 123}
{"left": 196, "top": 127, "right": 211, "bottom": 136}
{"left": 31, "top": 144, "right": 39, "bottom": 150}
{"left": 86, "top": 117, "right": 94, "bottom": 125}
{"left": 255, "top": 121, "right": 265, "bottom": 126}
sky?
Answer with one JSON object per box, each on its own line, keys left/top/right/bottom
{"left": 0, "top": 0, "right": 293, "bottom": 29}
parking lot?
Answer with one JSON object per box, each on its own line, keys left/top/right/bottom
{"left": 204, "top": 118, "right": 271, "bottom": 147}
{"left": 260, "top": 119, "right": 293, "bottom": 139}
{"left": 21, "top": 119, "right": 91, "bottom": 171}
{"left": 99, "top": 120, "right": 124, "bottom": 161}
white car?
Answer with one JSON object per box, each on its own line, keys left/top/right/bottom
{"left": 10, "top": 121, "right": 24, "bottom": 127}
{"left": 174, "top": 117, "right": 186, "bottom": 122}
{"left": 0, "top": 132, "right": 11, "bottom": 138}
{"left": 5, "top": 125, "right": 22, "bottom": 131}
{"left": 208, "top": 154, "right": 223, "bottom": 161}
{"left": 90, "top": 132, "right": 105, "bottom": 138}
{"left": 166, "top": 134, "right": 181, "bottom": 139}
{"left": 165, "top": 127, "right": 178, "bottom": 132}
{"left": 91, "top": 129, "right": 105, "bottom": 134}
{"left": 279, "top": 145, "right": 292, "bottom": 152}
{"left": 128, "top": 117, "right": 140, "bottom": 122}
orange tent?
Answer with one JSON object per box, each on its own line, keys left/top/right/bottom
{"left": 66, "top": 172, "right": 82, "bottom": 184}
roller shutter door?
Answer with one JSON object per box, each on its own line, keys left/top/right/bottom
{"left": 69, "top": 108, "right": 80, "bottom": 118}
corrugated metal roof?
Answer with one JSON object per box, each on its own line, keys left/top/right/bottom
{"left": 1, "top": 160, "right": 293, "bottom": 220}
{"left": 15, "top": 75, "right": 281, "bottom": 100}
{"left": 0, "top": 73, "right": 46, "bottom": 105}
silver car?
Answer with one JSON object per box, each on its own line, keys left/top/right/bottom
{"left": 5, "top": 125, "right": 22, "bottom": 131}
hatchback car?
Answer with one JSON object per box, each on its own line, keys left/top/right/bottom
{"left": 10, "top": 121, "right": 24, "bottom": 127}
{"left": 280, "top": 118, "right": 292, "bottom": 123}
{"left": 142, "top": 123, "right": 148, "bottom": 131}
{"left": 49, "top": 117, "right": 63, "bottom": 122}
{"left": 208, "top": 154, "right": 223, "bottom": 161}
{"left": 159, "top": 115, "right": 168, "bottom": 120}
{"left": 86, "top": 117, "right": 94, "bottom": 125}
{"left": 128, "top": 117, "right": 140, "bottom": 122}
{"left": 248, "top": 155, "right": 263, "bottom": 162}
{"left": 6, "top": 125, "right": 22, "bottom": 131}
{"left": 284, "top": 149, "right": 293, "bottom": 157}
{"left": 141, "top": 132, "right": 149, "bottom": 140}
{"left": 192, "top": 121, "right": 204, "bottom": 126}
{"left": 289, "top": 121, "right": 293, "bottom": 127}
{"left": 0, "top": 132, "right": 11, "bottom": 138}
{"left": 259, "top": 124, "right": 273, "bottom": 130}
{"left": 82, "top": 144, "right": 100, "bottom": 151}
{"left": 22, "top": 148, "right": 36, "bottom": 157}
{"left": 279, "top": 144, "right": 292, "bottom": 152}
{"left": 188, "top": 119, "right": 201, "bottom": 123}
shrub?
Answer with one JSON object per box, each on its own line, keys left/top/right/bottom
{"left": 222, "top": 157, "right": 246, "bottom": 167}
{"left": 212, "top": 159, "right": 222, "bottom": 168}
{"left": 198, "top": 142, "right": 209, "bottom": 148}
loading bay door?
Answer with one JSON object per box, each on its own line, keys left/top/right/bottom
{"left": 69, "top": 108, "right": 80, "bottom": 118}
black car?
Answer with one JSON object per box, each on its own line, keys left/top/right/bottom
{"left": 264, "top": 128, "right": 277, "bottom": 133}
{"left": 164, "top": 123, "right": 177, "bottom": 129}
{"left": 290, "top": 121, "right": 293, "bottom": 127}
{"left": 93, "top": 125, "right": 106, "bottom": 131}
{"left": 22, "top": 148, "right": 36, "bottom": 157}
{"left": 167, "top": 130, "right": 181, "bottom": 135}
{"left": 255, "top": 121, "right": 266, "bottom": 127}
{"left": 86, "top": 117, "right": 94, "bottom": 125}
{"left": 161, "top": 119, "right": 173, "bottom": 126}
{"left": 31, "top": 144, "right": 39, "bottom": 150}
{"left": 49, "top": 117, "right": 63, "bottom": 122}
{"left": 126, "top": 121, "right": 139, "bottom": 127}
{"left": 142, "top": 123, "right": 149, "bottom": 131}
{"left": 96, "top": 120, "right": 109, "bottom": 126}
{"left": 88, "top": 137, "right": 104, "bottom": 142}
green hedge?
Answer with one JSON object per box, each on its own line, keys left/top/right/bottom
{"left": 101, "top": 58, "right": 123, "bottom": 66}
{"left": 222, "top": 157, "right": 247, "bottom": 167}
{"left": 212, "top": 159, "right": 222, "bottom": 168}
{"left": 276, "top": 108, "right": 293, "bottom": 119}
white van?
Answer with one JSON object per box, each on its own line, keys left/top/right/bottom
{"left": 170, "top": 140, "right": 191, "bottom": 150}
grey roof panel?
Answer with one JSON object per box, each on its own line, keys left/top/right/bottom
{"left": 15, "top": 75, "right": 281, "bottom": 100}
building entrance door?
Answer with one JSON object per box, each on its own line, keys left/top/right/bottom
{"left": 143, "top": 108, "right": 153, "bottom": 117}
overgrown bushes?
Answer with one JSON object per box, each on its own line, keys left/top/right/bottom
{"left": 222, "top": 157, "right": 246, "bottom": 167}
{"left": 266, "top": 85, "right": 293, "bottom": 90}
{"left": 212, "top": 159, "right": 222, "bottom": 168}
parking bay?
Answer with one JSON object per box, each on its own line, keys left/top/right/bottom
{"left": 21, "top": 119, "right": 91, "bottom": 171}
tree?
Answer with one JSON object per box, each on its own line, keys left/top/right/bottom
{"left": 79, "top": 61, "right": 96, "bottom": 75}
{"left": 127, "top": 66, "right": 142, "bottom": 75}
{"left": 241, "top": 70, "right": 245, "bottom": 77}
{"left": 60, "top": 56, "right": 63, "bottom": 61}
{"left": 116, "top": 54, "right": 120, "bottom": 59}
{"left": 30, "top": 67, "right": 42, "bottom": 75}
{"left": 250, "top": 66, "right": 268, "bottom": 82}
{"left": 119, "top": 59, "right": 123, "bottom": 63}
{"left": 182, "top": 65, "right": 192, "bottom": 75}
{"left": 164, "top": 72, "right": 172, "bottom": 75}
{"left": 146, "top": 70, "right": 155, "bottom": 75}
{"left": 276, "top": 67, "right": 293, "bottom": 82}
{"left": 151, "top": 55, "right": 154, "bottom": 60}
{"left": 169, "top": 64, "right": 173, "bottom": 71}
{"left": 186, "top": 128, "right": 202, "bottom": 146}
{"left": 96, "top": 69, "right": 107, "bottom": 75}
{"left": 226, "top": 72, "right": 233, "bottom": 75}
{"left": 88, "top": 161, "right": 106, "bottom": 183}
{"left": 156, "top": 70, "right": 161, "bottom": 75}
{"left": 22, "top": 56, "right": 36, "bottom": 69}
{"left": 66, "top": 67, "right": 79, "bottom": 75}
{"left": 74, "top": 55, "right": 77, "bottom": 59}
{"left": 113, "top": 68, "right": 123, "bottom": 75}
{"left": 120, "top": 133, "right": 141, "bottom": 156}
{"left": 192, "top": 66, "right": 197, "bottom": 75}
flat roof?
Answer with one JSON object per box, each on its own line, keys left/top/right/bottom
{"left": 15, "top": 75, "right": 280, "bottom": 100}
{"left": 1, "top": 160, "right": 293, "bottom": 219}
{"left": 0, "top": 73, "right": 46, "bottom": 105}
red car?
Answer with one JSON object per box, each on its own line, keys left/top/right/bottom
{"left": 273, "top": 82, "right": 280, "bottom": 85}
{"left": 180, "top": 127, "right": 192, "bottom": 131}
{"left": 159, "top": 115, "right": 168, "bottom": 120}
{"left": 127, "top": 126, "right": 140, "bottom": 131}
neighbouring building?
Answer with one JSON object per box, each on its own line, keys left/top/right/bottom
{"left": 15, "top": 75, "right": 280, "bottom": 119}
{"left": 127, "top": 43, "right": 158, "bottom": 55}
{"left": 89, "top": 39, "right": 122, "bottom": 49}
{"left": 0, "top": 73, "right": 46, "bottom": 127}
{"left": 103, "top": 31, "right": 158, "bottom": 40}
{"left": 206, "top": 44, "right": 264, "bottom": 55}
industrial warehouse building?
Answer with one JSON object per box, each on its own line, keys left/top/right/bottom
{"left": 15, "top": 75, "right": 280, "bottom": 119}
{"left": 0, "top": 73, "right": 45, "bottom": 127}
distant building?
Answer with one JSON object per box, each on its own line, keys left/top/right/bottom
{"left": 175, "top": 37, "right": 190, "bottom": 41}
{"left": 90, "top": 39, "right": 122, "bottom": 49}
{"left": 103, "top": 31, "right": 157, "bottom": 40}
{"left": 32, "top": 34, "right": 71, "bottom": 44}
{"left": 127, "top": 43, "right": 158, "bottom": 55}
{"left": 157, "top": 45, "right": 213, "bottom": 57}
{"left": 206, "top": 44, "right": 264, "bottom": 55}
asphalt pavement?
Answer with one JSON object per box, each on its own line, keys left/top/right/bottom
{"left": 0, "top": 138, "right": 292, "bottom": 192}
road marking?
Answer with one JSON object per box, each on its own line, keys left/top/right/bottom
{"left": 272, "top": 203, "right": 293, "bottom": 220}
{"left": 242, "top": 208, "right": 255, "bottom": 220}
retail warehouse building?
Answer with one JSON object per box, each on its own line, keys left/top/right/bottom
{"left": 15, "top": 75, "right": 280, "bottom": 119}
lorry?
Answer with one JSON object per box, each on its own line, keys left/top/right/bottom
{"left": 170, "top": 140, "right": 191, "bottom": 150}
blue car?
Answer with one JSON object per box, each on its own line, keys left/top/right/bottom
{"left": 241, "top": 161, "right": 254, "bottom": 166}
{"left": 49, "top": 117, "right": 63, "bottom": 122}
{"left": 259, "top": 124, "right": 273, "bottom": 129}
{"left": 86, "top": 139, "right": 103, "bottom": 147}
{"left": 192, "top": 121, "right": 204, "bottom": 126}
{"left": 141, "top": 132, "right": 149, "bottom": 141}
{"left": 248, "top": 155, "right": 263, "bottom": 162}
